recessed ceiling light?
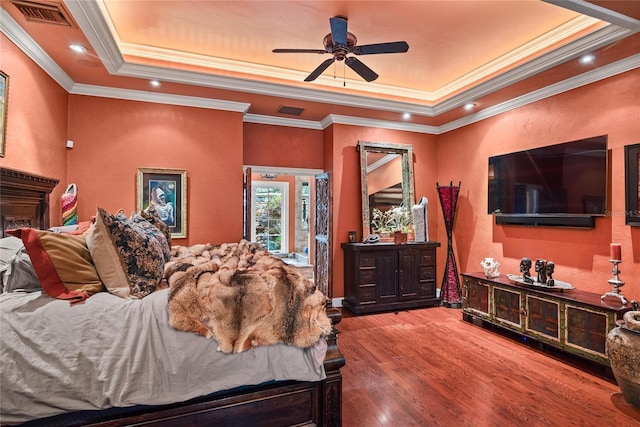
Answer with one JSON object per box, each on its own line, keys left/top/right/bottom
{"left": 149, "top": 80, "right": 162, "bottom": 88}
{"left": 69, "top": 44, "right": 87, "bottom": 54}
{"left": 464, "top": 103, "right": 476, "bottom": 111}
{"left": 579, "top": 54, "right": 595, "bottom": 65}
{"left": 402, "top": 112, "right": 411, "bottom": 120}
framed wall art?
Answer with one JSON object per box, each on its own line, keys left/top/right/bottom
{"left": 137, "top": 168, "right": 187, "bottom": 238}
{"left": 625, "top": 143, "right": 640, "bottom": 226}
{"left": 0, "top": 70, "right": 8, "bottom": 157}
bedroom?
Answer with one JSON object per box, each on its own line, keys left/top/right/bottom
{"left": 1, "top": 0, "right": 639, "bottom": 425}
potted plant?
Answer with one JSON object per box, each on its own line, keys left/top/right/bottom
{"left": 371, "top": 206, "right": 413, "bottom": 244}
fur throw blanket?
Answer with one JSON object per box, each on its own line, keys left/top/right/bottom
{"left": 165, "top": 240, "right": 332, "bottom": 353}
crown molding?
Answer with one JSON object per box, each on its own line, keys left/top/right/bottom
{"left": 321, "top": 115, "right": 440, "bottom": 134}
{"left": 64, "top": 0, "right": 125, "bottom": 73}
{"left": 434, "top": 24, "right": 635, "bottom": 115}
{"left": 3, "top": 5, "right": 637, "bottom": 135}
{"left": 0, "top": 9, "right": 75, "bottom": 91}
{"left": 439, "top": 54, "right": 640, "bottom": 134}
{"left": 544, "top": 0, "right": 640, "bottom": 31}
{"left": 70, "top": 84, "right": 250, "bottom": 113}
{"left": 244, "top": 114, "right": 323, "bottom": 130}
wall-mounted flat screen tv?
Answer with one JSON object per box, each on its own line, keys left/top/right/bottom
{"left": 488, "top": 135, "right": 607, "bottom": 226}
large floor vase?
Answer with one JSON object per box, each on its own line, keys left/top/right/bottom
{"left": 607, "top": 310, "right": 640, "bottom": 409}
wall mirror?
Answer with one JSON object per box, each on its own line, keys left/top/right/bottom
{"left": 358, "top": 141, "right": 415, "bottom": 239}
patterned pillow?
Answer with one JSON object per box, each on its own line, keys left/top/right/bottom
{"left": 5, "top": 229, "right": 104, "bottom": 302}
{"left": 141, "top": 205, "right": 172, "bottom": 247}
{"left": 130, "top": 212, "right": 171, "bottom": 262}
{"left": 87, "top": 207, "right": 166, "bottom": 299}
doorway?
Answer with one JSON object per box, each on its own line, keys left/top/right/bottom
{"left": 244, "top": 166, "right": 322, "bottom": 280}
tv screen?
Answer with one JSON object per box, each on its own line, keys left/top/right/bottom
{"left": 488, "top": 136, "right": 608, "bottom": 216}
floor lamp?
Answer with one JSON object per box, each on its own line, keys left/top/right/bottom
{"left": 437, "top": 181, "right": 462, "bottom": 308}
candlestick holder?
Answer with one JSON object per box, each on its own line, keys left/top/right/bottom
{"left": 601, "top": 260, "right": 627, "bottom": 305}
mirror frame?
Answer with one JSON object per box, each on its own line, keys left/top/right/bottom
{"left": 358, "top": 140, "right": 415, "bottom": 239}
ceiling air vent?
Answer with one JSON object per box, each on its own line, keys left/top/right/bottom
{"left": 277, "top": 105, "right": 305, "bottom": 116}
{"left": 11, "top": 0, "right": 75, "bottom": 27}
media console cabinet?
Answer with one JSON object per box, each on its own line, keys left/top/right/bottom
{"left": 461, "top": 272, "right": 632, "bottom": 365}
{"left": 342, "top": 242, "right": 441, "bottom": 314}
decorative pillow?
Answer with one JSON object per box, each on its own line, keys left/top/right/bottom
{"left": 0, "top": 236, "right": 42, "bottom": 293}
{"left": 141, "top": 205, "right": 172, "bottom": 247}
{"left": 5, "top": 229, "right": 104, "bottom": 303}
{"left": 132, "top": 212, "right": 171, "bottom": 262}
{"left": 87, "top": 207, "right": 166, "bottom": 299}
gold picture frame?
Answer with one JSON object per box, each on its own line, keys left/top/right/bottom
{"left": 136, "top": 168, "right": 187, "bottom": 238}
{"left": 0, "top": 70, "right": 8, "bottom": 157}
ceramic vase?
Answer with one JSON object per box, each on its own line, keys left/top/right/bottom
{"left": 607, "top": 310, "right": 640, "bottom": 409}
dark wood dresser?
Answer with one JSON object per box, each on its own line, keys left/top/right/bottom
{"left": 461, "top": 272, "right": 632, "bottom": 365}
{"left": 342, "top": 241, "right": 441, "bottom": 314}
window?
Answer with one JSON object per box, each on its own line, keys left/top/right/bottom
{"left": 252, "top": 181, "right": 288, "bottom": 253}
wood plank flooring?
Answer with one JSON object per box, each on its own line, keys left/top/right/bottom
{"left": 338, "top": 307, "right": 640, "bottom": 427}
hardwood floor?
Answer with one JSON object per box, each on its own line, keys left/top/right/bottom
{"left": 338, "top": 307, "right": 640, "bottom": 427}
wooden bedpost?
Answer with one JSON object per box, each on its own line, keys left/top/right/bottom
{"left": 322, "top": 306, "right": 346, "bottom": 426}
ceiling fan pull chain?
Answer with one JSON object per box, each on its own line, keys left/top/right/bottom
{"left": 343, "top": 62, "right": 346, "bottom": 87}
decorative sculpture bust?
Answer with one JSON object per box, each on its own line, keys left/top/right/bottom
{"left": 535, "top": 259, "right": 547, "bottom": 284}
{"left": 520, "top": 257, "right": 534, "bottom": 284}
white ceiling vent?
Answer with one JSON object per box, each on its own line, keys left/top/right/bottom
{"left": 11, "top": 0, "right": 75, "bottom": 27}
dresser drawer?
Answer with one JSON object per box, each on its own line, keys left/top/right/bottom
{"left": 359, "top": 253, "right": 376, "bottom": 268}
{"left": 359, "top": 285, "right": 376, "bottom": 303}
{"left": 419, "top": 266, "right": 436, "bottom": 280}
{"left": 419, "top": 250, "right": 435, "bottom": 266}
{"left": 418, "top": 280, "right": 436, "bottom": 298}
{"left": 359, "top": 269, "right": 375, "bottom": 284}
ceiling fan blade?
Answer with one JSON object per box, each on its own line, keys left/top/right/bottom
{"left": 345, "top": 57, "right": 378, "bottom": 82}
{"left": 329, "top": 16, "right": 348, "bottom": 45}
{"left": 353, "top": 41, "right": 409, "bottom": 55}
{"left": 304, "top": 57, "right": 336, "bottom": 82}
{"left": 272, "top": 48, "right": 327, "bottom": 54}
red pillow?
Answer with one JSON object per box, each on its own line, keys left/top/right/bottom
{"left": 6, "top": 228, "right": 104, "bottom": 303}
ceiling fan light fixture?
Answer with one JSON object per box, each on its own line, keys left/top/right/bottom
{"left": 273, "top": 15, "right": 408, "bottom": 82}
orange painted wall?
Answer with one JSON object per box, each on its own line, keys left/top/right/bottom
{"left": 437, "top": 69, "right": 640, "bottom": 302}
{"left": 66, "top": 95, "right": 245, "bottom": 246}
{"left": 244, "top": 123, "right": 323, "bottom": 169}
{"left": 6, "top": 31, "right": 639, "bottom": 302}
{"left": 328, "top": 125, "right": 439, "bottom": 298}
{"left": 0, "top": 33, "right": 69, "bottom": 221}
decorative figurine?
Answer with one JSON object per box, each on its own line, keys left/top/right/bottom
{"left": 535, "top": 259, "right": 547, "bottom": 284}
{"left": 481, "top": 257, "right": 500, "bottom": 278}
{"left": 520, "top": 257, "right": 534, "bottom": 284}
{"left": 545, "top": 261, "right": 555, "bottom": 287}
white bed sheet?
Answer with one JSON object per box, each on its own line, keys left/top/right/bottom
{"left": 0, "top": 289, "right": 326, "bottom": 425}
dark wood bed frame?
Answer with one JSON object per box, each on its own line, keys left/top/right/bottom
{"left": 0, "top": 167, "right": 345, "bottom": 427}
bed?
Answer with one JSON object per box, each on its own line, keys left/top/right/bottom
{"left": 0, "top": 166, "right": 345, "bottom": 427}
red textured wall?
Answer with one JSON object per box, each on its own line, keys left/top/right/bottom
{"left": 0, "top": 33, "right": 69, "bottom": 222}
{"left": 437, "top": 69, "right": 640, "bottom": 301}
{"left": 5, "top": 31, "right": 639, "bottom": 302}
{"left": 244, "top": 123, "right": 323, "bottom": 169}
{"left": 66, "top": 95, "right": 244, "bottom": 246}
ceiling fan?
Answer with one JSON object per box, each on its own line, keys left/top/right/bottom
{"left": 272, "top": 16, "right": 409, "bottom": 82}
